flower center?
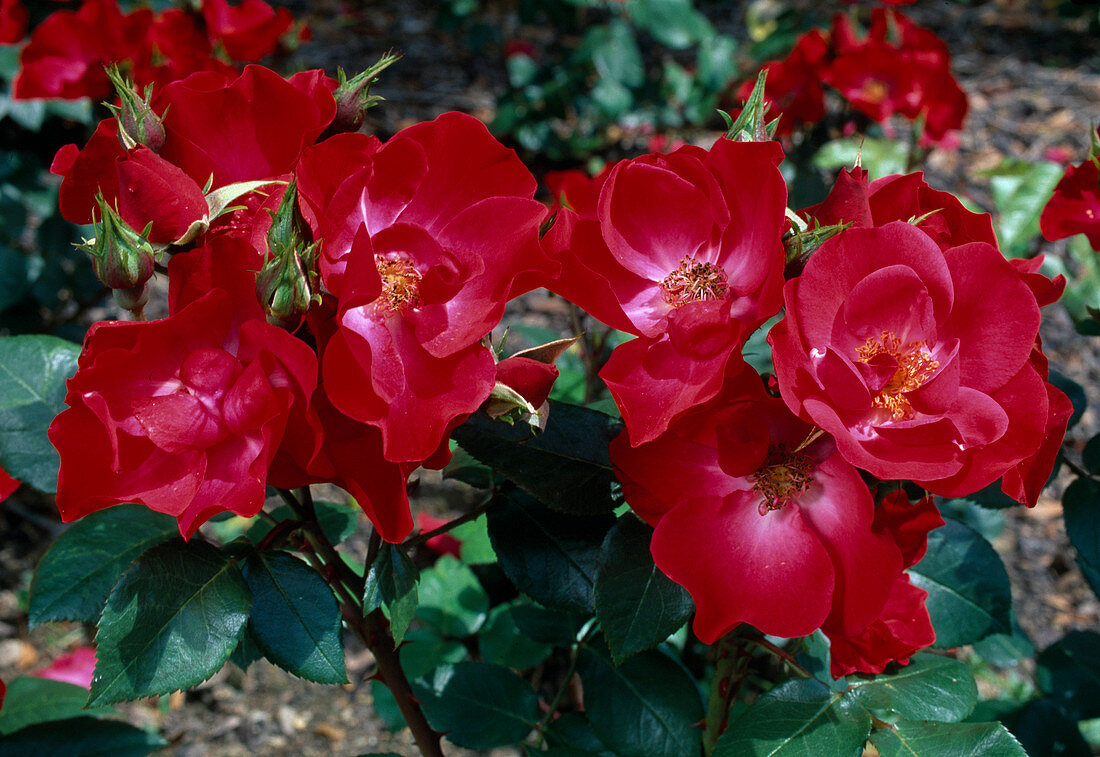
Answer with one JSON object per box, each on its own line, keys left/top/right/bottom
{"left": 860, "top": 79, "right": 890, "bottom": 104}
{"left": 856, "top": 330, "right": 939, "bottom": 420}
{"left": 375, "top": 255, "right": 421, "bottom": 313}
{"left": 750, "top": 443, "right": 814, "bottom": 516}
{"left": 660, "top": 257, "right": 729, "bottom": 307}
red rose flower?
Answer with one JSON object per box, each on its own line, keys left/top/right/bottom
{"left": 53, "top": 121, "right": 208, "bottom": 245}
{"left": 1040, "top": 157, "right": 1100, "bottom": 250}
{"left": 0, "top": 0, "right": 27, "bottom": 44}
{"left": 49, "top": 286, "right": 318, "bottom": 538}
{"left": 736, "top": 29, "right": 829, "bottom": 137}
{"left": 202, "top": 0, "right": 294, "bottom": 62}
{"left": 12, "top": 0, "right": 153, "bottom": 100}
{"left": 296, "top": 112, "right": 549, "bottom": 463}
{"left": 545, "top": 139, "right": 787, "bottom": 445}
{"left": 824, "top": 489, "right": 941, "bottom": 676}
{"left": 769, "top": 221, "right": 1058, "bottom": 499}
{"left": 155, "top": 65, "right": 336, "bottom": 189}
{"left": 612, "top": 368, "right": 902, "bottom": 641}
{"left": 802, "top": 167, "right": 997, "bottom": 251}
{"left": 32, "top": 647, "right": 97, "bottom": 689}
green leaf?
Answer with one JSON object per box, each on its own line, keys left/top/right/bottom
{"left": 452, "top": 401, "right": 621, "bottom": 516}
{"left": 584, "top": 20, "right": 644, "bottom": 88}
{"left": 0, "top": 678, "right": 115, "bottom": 736}
{"left": 1083, "top": 433, "right": 1100, "bottom": 476}
{"left": 1037, "top": 630, "right": 1100, "bottom": 719}
{"left": 90, "top": 539, "right": 251, "bottom": 705}
{"left": 1063, "top": 477, "right": 1100, "bottom": 600}
{"left": 627, "top": 0, "right": 714, "bottom": 49}
{"left": 814, "top": 137, "right": 909, "bottom": 181}
{"left": 594, "top": 515, "right": 693, "bottom": 664}
{"left": 480, "top": 603, "right": 553, "bottom": 669}
{"left": 452, "top": 514, "right": 496, "bottom": 565}
{"left": 229, "top": 625, "right": 264, "bottom": 671}
{"left": 242, "top": 551, "right": 346, "bottom": 684}
{"left": 545, "top": 711, "right": 614, "bottom": 756}
{"left": 399, "top": 626, "right": 468, "bottom": 679}
{"left": 510, "top": 600, "right": 586, "bottom": 645}
{"left": 0, "top": 334, "right": 80, "bottom": 491}
{"left": 846, "top": 653, "right": 978, "bottom": 722}
{"left": 443, "top": 444, "right": 494, "bottom": 490}
{"left": 909, "top": 518, "right": 1013, "bottom": 648}
{"left": 578, "top": 640, "right": 705, "bottom": 757}
{"left": 695, "top": 34, "right": 738, "bottom": 93}
{"left": 716, "top": 678, "right": 872, "bottom": 757}
{"left": 246, "top": 500, "right": 359, "bottom": 546}
{"left": 29, "top": 505, "right": 178, "bottom": 627}
{"left": 412, "top": 662, "right": 539, "bottom": 749}
{"left": 362, "top": 541, "right": 419, "bottom": 645}
{"left": 0, "top": 716, "right": 165, "bottom": 757}
{"left": 983, "top": 159, "right": 1064, "bottom": 257}
{"left": 415, "top": 554, "right": 489, "bottom": 637}
{"left": 488, "top": 490, "right": 615, "bottom": 614}
{"left": 869, "top": 720, "right": 1026, "bottom": 756}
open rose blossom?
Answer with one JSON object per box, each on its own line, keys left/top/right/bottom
{"left": 48, "top": 285, "right": 318, "bottom": 538}
{"left": 544, "top": 139, "right": 787, "bottom": 445}
{"left": 611, "top": 368, "right": 906, "bottom": 643}
{"left": 1040, "top": 155, "right": 1100, "bottom": 250}
{"left": 769, "top": 220, "right": 1067, "bottom": 502}
{"left": 824, "top": 489, "right": 941, "bottom": 677}
{"left": 295, "top": 112, "right": 550, "bottom": 463}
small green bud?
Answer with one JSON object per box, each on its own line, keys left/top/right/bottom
{"left": 256, "top": 181, "right": 320, "bottom": 327}
{"left": 80, "top": 194, "right": 156, "bottom": 292}
{"left": 328, "top": 53, "right": 401, "bottom": 134}
{"left": 106, "top": 65, "right": 166, "bottom": 152}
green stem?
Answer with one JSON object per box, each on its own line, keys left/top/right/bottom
{"left": 703, "top": 629, "right": 751, "bottom": 756}
{"left": 274, "top": 487, "right": 444, "bottom": 757}
{"left": 403, "top": 494, "right": 493, "bottom": 550}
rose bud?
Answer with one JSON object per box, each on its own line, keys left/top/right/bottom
{"left": 327, "top": 53, "right": 400, "bottom": 135}
{"left": 80, "top": 194, "right": 155, "bottom": 311}
{"left": 256, "top": 181, "right": 320, "bottom": 327}
{"left": 106, "top": 65, "right": 165, "bottom": 152}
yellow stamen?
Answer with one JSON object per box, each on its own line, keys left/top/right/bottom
{"left": 660, "top": 257, "right": 729, "bottom": 307}
{"left": 856, "top": 330, "right": 939, "bottom": 420}
{"left": 750, "top": 443, "right": 814, "bottom": 515}
{"left": 375, "top": 255, "right": 421, "bottom": 313}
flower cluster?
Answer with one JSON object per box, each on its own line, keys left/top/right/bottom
{"left": 47, "top": 59, "right": 1068, "bottom": 679}
{"left": 12, "top": 0, "right": 303, "bottom": 101}
{"left": 548, "top": 131, "right": 1067, "bottom": 674}
{"left": 48, "top": 64, "right": 551, "bottom": 542}
{"left": 737, "top": 8, "right": 967, "bottom": 144}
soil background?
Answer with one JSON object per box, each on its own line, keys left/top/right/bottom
{"left": 2, "top": 0, "right": 1100, "bottom": 754}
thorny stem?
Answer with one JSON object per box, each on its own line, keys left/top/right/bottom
{"left": 703, "top": 629, "right": 752, "bottom": 756}
{"left": 744, "top": 635, "right": 814, "bottom": 679}
{"left": 403, "top": 493, "right": 494, "bottom": 550}
{"left": 274, "top": 487, "right": 445, "bottom": 757}
{"left": 533, "top": 620, "right": 598, "bottom": 747}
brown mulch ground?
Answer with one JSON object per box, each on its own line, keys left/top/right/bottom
{"left": 3, "top": 0, "right": 1100, "bottom": 754}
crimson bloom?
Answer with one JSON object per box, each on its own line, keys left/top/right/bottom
{"left": 1040, "top": 156, "right": 1100, "bottom": 250}
{"left": 49, "top": 283, "right": 318, "bottom": 538}
{"left": 802, "top": 166, "right": 997, "bottom": 251}
{"left": 824, "top": 490, "right": 941, "bottom": 677}
{"left": 0, "top": 0, "right": 27, "bottom": 44}
{"left": 736, "top": 29, "right": 829, "bottom": 137}
{"left": 53, "top": 121, "right": 208, "bottom": 245}
{"left": 203, "top": 0, "right": 294, "bottom": 61}
{"left": 296, "top": 112, "right": 549, "bottom": 463}
{"left": 770, "top": 220, "right": 1064, "bottom": 501}
{"left": 612, "top": 368, "right": 903, "bottom": 642}
{"left": 13, "top": 0, "right": 152, "bottom": 100}
{"left": 545, "top": 139, "right": 787, "bottom": 445}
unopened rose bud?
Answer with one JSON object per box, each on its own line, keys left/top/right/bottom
{"left": 106, "top": 66, "right": 166, "bottom": 152}
{"left": 80, "top": 194, "right": 156, "bottom": 293}
{"left": 723, "top": 69, "right": 780, "bottom": 143}
{"left": 257, "top": 181, "right": 320, "bottom": 327}
{"left": 327, "top": 53, "right": 401, "bottom": 135}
